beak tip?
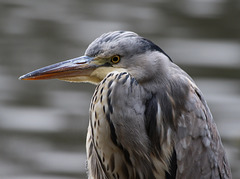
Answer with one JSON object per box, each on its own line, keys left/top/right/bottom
{"left": 18, "top": 75, "right": 24, "bottom": 80}
{"left": 19, "top": 74, "right": 31, "bottom": 80}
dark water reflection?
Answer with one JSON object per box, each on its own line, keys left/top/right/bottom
{"left": 0, "top": 0, "right": 240, "bottom": 178}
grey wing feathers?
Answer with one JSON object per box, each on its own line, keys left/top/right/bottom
{"left": 109, "top": 72, "right": 156, "bottom": 179}
{"left": 174, "top": 80, "right": 231, "bottom": 179}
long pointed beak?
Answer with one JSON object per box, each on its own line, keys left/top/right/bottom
{"left": 19, "top": 56, "right": 96, "bottom": 81}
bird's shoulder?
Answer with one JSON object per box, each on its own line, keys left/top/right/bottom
{"left": 167, "top": 68, "right": 232, "bottom": 178}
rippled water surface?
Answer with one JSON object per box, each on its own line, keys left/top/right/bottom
{"left": 0, "top": 0, "right": 240, "bottom": 178}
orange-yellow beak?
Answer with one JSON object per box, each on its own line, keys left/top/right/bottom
{"left": 19, "top": 56, "right": 100, "bottom": 82}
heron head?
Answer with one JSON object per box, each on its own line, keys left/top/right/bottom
{"left": 19, "top": 31, "right": 172, "bottom": 84}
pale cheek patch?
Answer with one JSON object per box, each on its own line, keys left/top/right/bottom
{"left": 90, "top": 67, "right": 127, "bottom": 82}
{"left": 58, "top": 76, "right": 101, "bottom": 85}
{"left": 58, "top": 67, "right": 128, "bottom": 85}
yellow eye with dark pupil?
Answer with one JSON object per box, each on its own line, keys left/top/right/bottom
{"left": 111, "top": 55, "right": 120, "bottom": 64}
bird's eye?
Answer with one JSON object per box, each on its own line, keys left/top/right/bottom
{"left": 111, "top": 55, "right": 120, "bottom": 64}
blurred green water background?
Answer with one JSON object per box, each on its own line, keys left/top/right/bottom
{"left": 0, "top": 0, "right": 240, "bottom": 178}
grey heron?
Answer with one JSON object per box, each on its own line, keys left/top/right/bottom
{"left": 19, "top": 31, "right": 231, "bottom": 179}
